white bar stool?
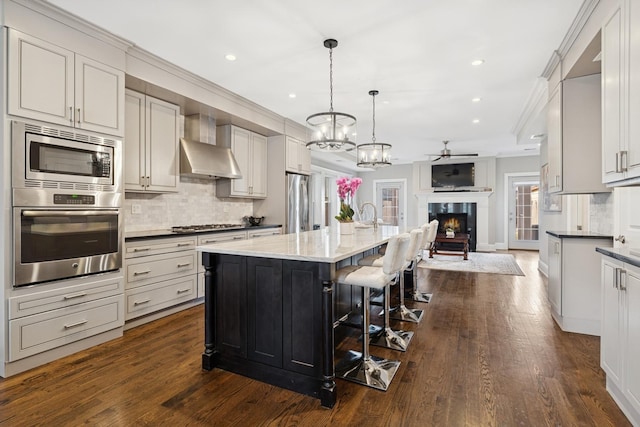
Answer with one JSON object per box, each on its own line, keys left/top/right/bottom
{"left": 390, "top": 228, "right": 424, "bottom": 323}
{"left": 334, "top": 233, "right": 410, "bottom": 391}
{"left": 411, "top": 219, "right": 438, "bottom": 303}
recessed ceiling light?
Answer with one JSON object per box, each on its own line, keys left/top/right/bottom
{"left": 530, "top": 133, "right": 545, "bottom": 140}
{"left": 472, "top": 119, "right": 480, "bottom": 124}
{"left": 225, "top": 54, "right": 236, "bottom": 61}
{"left": 289, "top": 93, "right": 296, "bottom": 98}
{"left": 471, "top": 59, "right": 485, "bottom": 66}
{"left": 472, "top": 97, "right": 482, "bottom": 103}
{"left": 383, "top": 100, "right": 390, "bottom": 105}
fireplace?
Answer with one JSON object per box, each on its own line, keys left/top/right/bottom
{"left": 429, "top": 203, "right": 477, "bottom": 251}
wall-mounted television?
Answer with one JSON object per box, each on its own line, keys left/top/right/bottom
{"left": 431, "top": 162, "right": 475, "bottom": 188}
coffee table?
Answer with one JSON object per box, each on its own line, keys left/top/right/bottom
{"left": 429, "top": 233, "right": 470, "bottom": 260}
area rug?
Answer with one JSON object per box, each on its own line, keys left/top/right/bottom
{"left": 418, "top": 252, "right": 525, "bottom": 276}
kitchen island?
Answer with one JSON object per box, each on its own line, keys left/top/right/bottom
{"left": 197, "top": 226, "right": 402, "bottom": 408}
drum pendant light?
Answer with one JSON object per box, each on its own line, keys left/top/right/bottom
{"left": 357, "top": 90, "right": 391, "bottom": 168}
{"left": 306, "top": 39, "right": 357, "bottom": 152}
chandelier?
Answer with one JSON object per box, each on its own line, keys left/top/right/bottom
{"left": 357, "top": 90, "right": 391, "bottom": 168}
{"left": 306, "top": 39, "right": 356, "bottom": 152}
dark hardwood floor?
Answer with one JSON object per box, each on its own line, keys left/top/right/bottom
{"left": 0, "top": 251, "right": 631, "bottom": 426}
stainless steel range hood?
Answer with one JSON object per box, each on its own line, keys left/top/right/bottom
{"left": 180, "top": 139, "right": 242, "bottom": 179}
{"left": 179, "top": 114, "right": 242, "bottom": 179}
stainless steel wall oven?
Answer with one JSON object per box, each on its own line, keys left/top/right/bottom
{"left": 12, "top": 120, "right": 123, "bottom": 287}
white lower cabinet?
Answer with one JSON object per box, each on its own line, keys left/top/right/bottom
{"left": 125, "top": 236, "right": 197, "bottom": 322}
{"left": 546, "top": 235, "right": 612, "bottom": 335}
{"left": 9, "top": 295, "right": 122, "bottom": 361}
{"left": 7, "top": 272, "right": 125, "bottom": 362}
{"left": 600, "top": 256, "right": 640, "bottom": 425}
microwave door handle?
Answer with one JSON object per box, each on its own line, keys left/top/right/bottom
{"left": 22, "top": 210, "right": 119, "bottom": 217}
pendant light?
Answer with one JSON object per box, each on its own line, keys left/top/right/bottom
{"left": 306, "top": 39, "right": 357, "bottom": 152}
{"left": 357, "top": 90, "right": 392, "bottom": 168}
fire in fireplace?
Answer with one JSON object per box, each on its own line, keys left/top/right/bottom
{"left": 428, "top": 202, "right": 477, "bottom": 251}
{"left": 438, "top": 213, "right": 467, "bottom": 233}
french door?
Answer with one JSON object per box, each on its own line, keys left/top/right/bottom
{"left": 507, "top": 175, "right": 540, "bottom": 250}
{"left": 374, "top": 179, "right": 406, "bottom": 229}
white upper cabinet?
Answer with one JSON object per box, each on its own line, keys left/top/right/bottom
{"left": 8, "top": 29, "right": 124, "bottom": 137}
{"left": 602, "top": 2, "right": 640, "bottom": 185}
{"left": 216, "top": 125, "right": 268, "bottom": 198}
{"left": 546, "top": 75, "right": 609, "bottom": 194}
{"left": 124, "top": 89, "right": 180, "bottom": 193}
{"left": 285, "top": 136, "right": 311, "bottom": 175}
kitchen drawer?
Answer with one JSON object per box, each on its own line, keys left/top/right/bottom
{"left": 125, "top": 236, "right": 196, "bottom": 259}
{"left": 8, "top": 273, "right": 124, "bottom": 320}
{"left": 197, "top": 231, "right": 247, "bottom": 273}
{"left": 126, "top": 251, "right": 196, "bottom": 286}
{"left": 9, "top": 294, "right": 124, "bottom": 361}
{"left": 247, "top": 228, "right": 282, "bottom": 239}
{"left": 197, "top": 230, "right": 247, "bottom": 246}
{"left": 125, "top": 276, "right": 197, "bottom": 320}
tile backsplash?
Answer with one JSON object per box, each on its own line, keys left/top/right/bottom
{"left": 123, "top": 177, "right": 254, "bottom": 231}
{"left": 589, "top": 192, "right": 614, "bottom": 235}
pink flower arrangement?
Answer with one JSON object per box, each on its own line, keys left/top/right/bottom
{"left": 335, "top": 176, "right": 362, "bottom": 222}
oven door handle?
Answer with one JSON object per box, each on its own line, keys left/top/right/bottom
{"left": 22, "top": 210, "right": 119, "bottom": 217}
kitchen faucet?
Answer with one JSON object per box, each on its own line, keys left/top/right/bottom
{"left": 359, "top": 202, "right": 378, "bottom": 230}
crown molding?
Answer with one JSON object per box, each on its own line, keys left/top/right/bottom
{"left": 512, "top": 77, "right": 549, "bottom": 141}
{"left": 541, "top": 0, "right": 600, "bottom": 79}
{"left": 9, "top": 0, "right": 133, "bottom": 51}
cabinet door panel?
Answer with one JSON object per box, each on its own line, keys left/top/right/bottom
{"left": 247, "top": 258, "right": 283, "bottom": 367}
{"left": 146, "top": 97, "right": 179, "bottom": 192}
{"left": 8, "top": 29, "right": 73, "bottom": 125}
{"left": 627, "top": 0, "right": 640, "bottom": 178}
{"left": 601, "top": 259, "right": 623, "bottom": 385}
{"left": 215, "top": 255, "right": 247, "bottom": 357}
{"left": 602, "top": 9, "right": 624, "bottom": 182}
{"left": 231, "top": 128, "right": 252, "bottom": 195}
{"left": 547, "top": 86, "right": 562, "bottom": 192}
{"left": 625, "top": 268, "right": 640, "bottom": 413}
{"left": 282, "top": 260, "right": 321, "bottom": 376}
{"left": 75, "top": 55, "right": 124, "bottom": 136}
{"left": 547, "top": 237, "right": 562, "bottom": 316}
{"left": 124, "top": 90, "right": 145, "bottom": 190}
{"left": 251, "top": 133, "right": 268, "bottom": 197}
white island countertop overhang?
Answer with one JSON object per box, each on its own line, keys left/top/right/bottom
{"left": 197, "top": 225, "right": 403, "bottom": 263}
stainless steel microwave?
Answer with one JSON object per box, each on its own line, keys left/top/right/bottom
{"left": 12, "top": 120, "right": 122, "bottom": 200}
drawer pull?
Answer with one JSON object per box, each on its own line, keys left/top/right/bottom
{"left": 177, "top": 262, "right": 192, "bottom": 268}
{"left": 203, "top": 240, "right": 217, "bottom": 244}
{"left": 133, "top": 270, "right": 151, "bottom": 276}
{"left": 63, "top": 292, "right": 87, "bottom": 300}
{"left": 134, "top": 299, "right": 151, "bottom": 306}
{"left": 177, "top": 288, "right": 191, "bottom": 294}
{"left": 64, "top": 319, "right": 88, "bottom": 329}
{"left": 133, "top": 247, "right": 150, "bottom": 252}
{"left": 177, "top": 243, "right": 192, "bottom": 247}
{"left": 233, "top": 236, "right": 244, "bottom": 240}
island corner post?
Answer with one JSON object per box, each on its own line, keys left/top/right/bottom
{"left": 200, "top": 251, "right": 337, "bottom": 408}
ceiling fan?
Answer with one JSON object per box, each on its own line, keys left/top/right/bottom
{"left": 427, "top": 140, "right": 479, "bottom": 161}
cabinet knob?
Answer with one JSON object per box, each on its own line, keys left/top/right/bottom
{"left": 615, "top": 235, "right": 626, "bottom": 244}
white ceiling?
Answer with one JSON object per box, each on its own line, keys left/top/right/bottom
{"left": 47, "top": 0, "right": 584, "bottom": 169}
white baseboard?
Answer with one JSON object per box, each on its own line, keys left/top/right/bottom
{"left": 538, "top": 260, "right": 549, "bottom": 277}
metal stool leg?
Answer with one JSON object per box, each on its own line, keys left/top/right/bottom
{"left": 335, "top": 287, "right": 400, "bottom": 391}
{"left": 371, "top": 283, "right": 413, "bottom": 351}
{"left": 411, "top": 261, "right": 432, "bottom": 303}
{"left": 390, "top": 268, "right": 424, "bottom": 323}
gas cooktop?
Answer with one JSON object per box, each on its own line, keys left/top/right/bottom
{"left": 171, "top": 224, "right": 244, "bottom": 233}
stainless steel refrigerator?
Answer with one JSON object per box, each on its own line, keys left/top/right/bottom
{"left": 286, "top": 173, "right": 310, "bottom": 233}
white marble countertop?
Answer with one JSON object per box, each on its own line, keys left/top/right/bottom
{"left": 197, "top": 225, "right": 404, "bottom": 263}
